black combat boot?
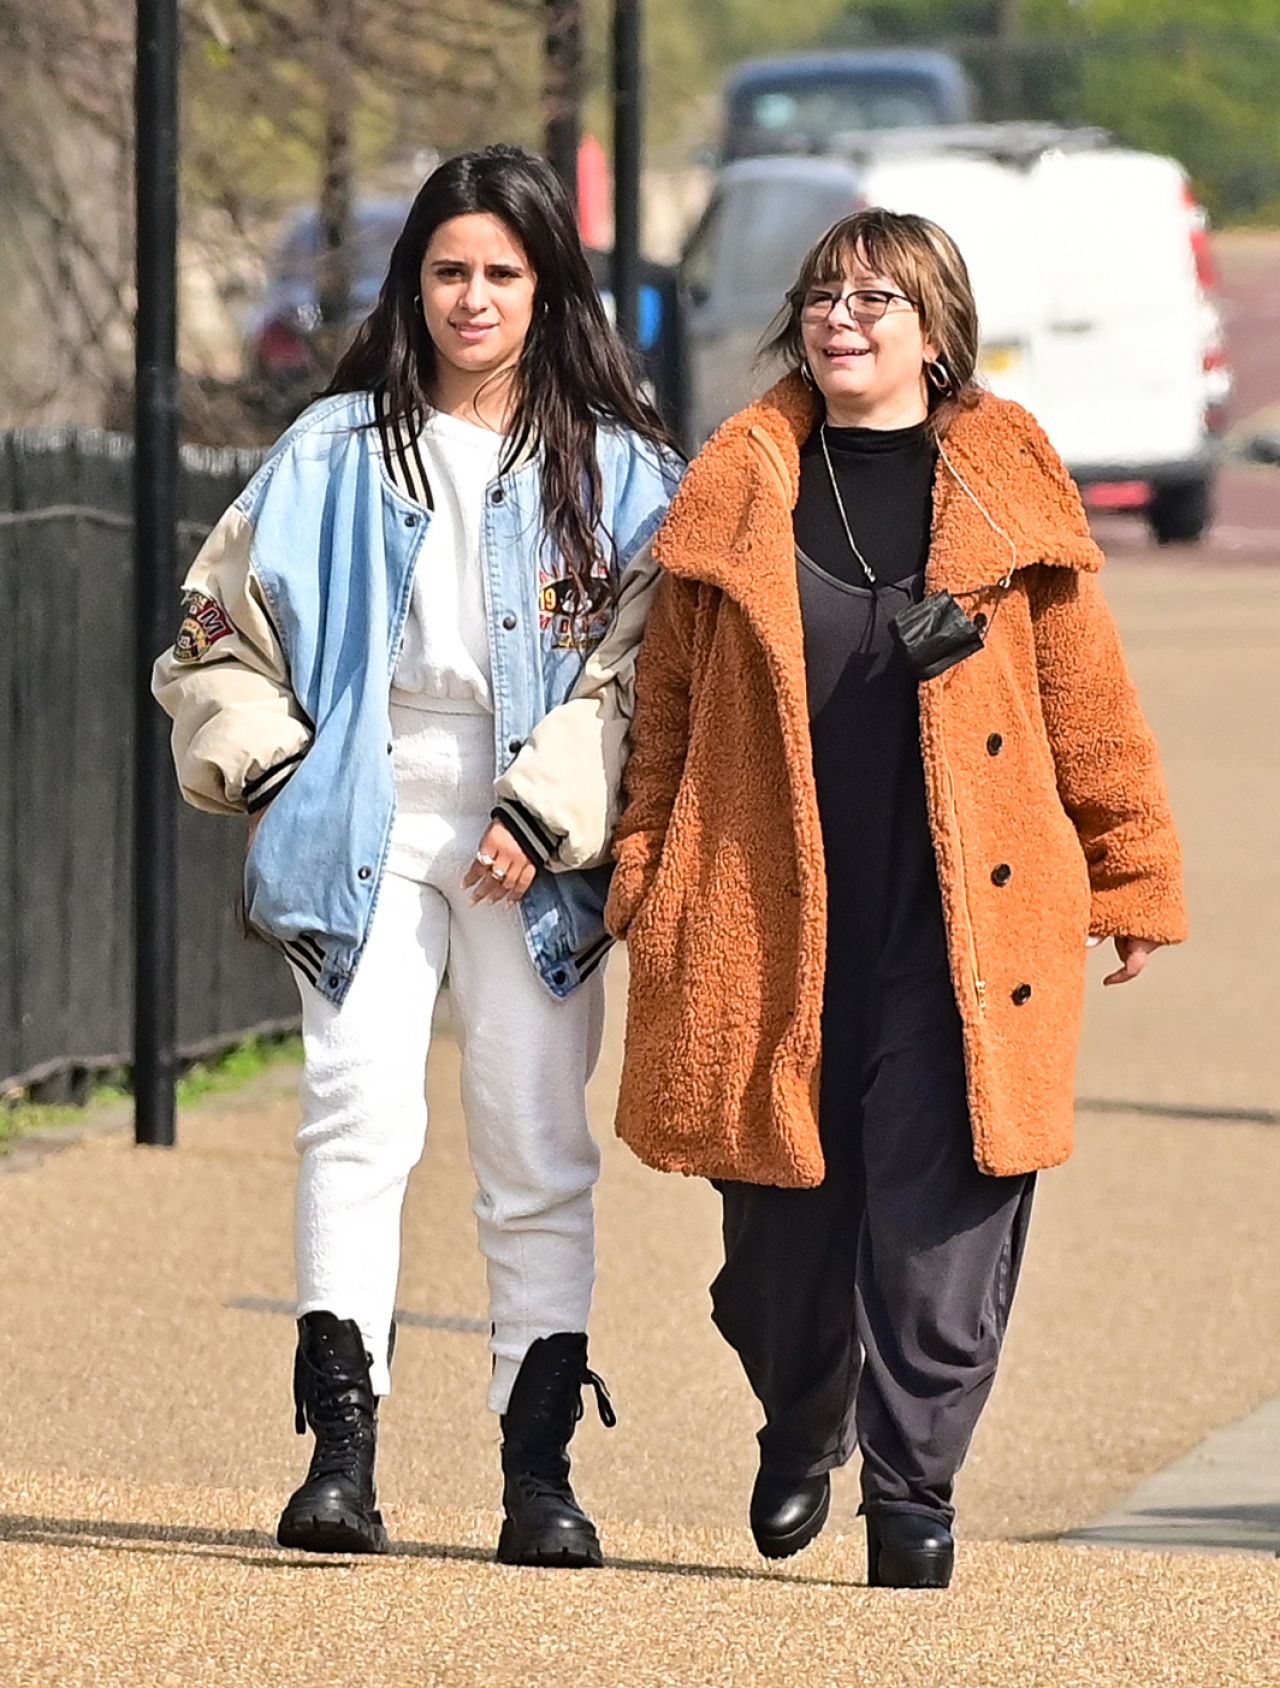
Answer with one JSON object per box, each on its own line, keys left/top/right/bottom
{"left": 496, "top": 1333, "right": 616, "bottom": 1568}
{"left": 276, "top": 1311, "right": 390, "bottom": 1555}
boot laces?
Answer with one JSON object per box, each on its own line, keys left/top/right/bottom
{"left": 585, "top": 1365, "right": 617, "bottom": 1429}
{"left": 293, "top": 1348, "right": 375, "bottom": 1483}
{"left": 523, "top": 1360, "right": 616, "bottom": 1434}
{"left": 305, "top": 1387, "right": 375, "bottom": 1481}
{"left": 513, "top": 1466, "right": 577, "bottom": 1505}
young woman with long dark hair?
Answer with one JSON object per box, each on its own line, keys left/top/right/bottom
{"left": 154, "top": 145, "right": 681, "bottom": 1567}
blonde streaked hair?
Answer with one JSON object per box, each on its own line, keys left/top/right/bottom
{"left": 760, "top": 206, "right": 982, "bottom": 435}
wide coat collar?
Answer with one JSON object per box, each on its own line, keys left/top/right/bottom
{"left": 653, "top": 372, "right": 1103, "bottom": 627}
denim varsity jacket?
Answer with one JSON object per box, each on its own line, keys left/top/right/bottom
{"left": 152, "top": 391, "right": 682, "bottom": 1003}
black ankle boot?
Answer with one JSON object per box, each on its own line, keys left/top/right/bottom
{"left": 753, "top": 1471, "right": 830, "bottom": 1559}
{"left": 865, "top": 1511, "right": 955, "bottom": 1588}
{"left": 496, "top": 1333, "right": 616, "bottom": 1568}
{"left": 750, "top": 1470, "right": 831, "bottom": 1560}
{"left": 276, "top": 1312, "right": 390, "bottom": 1555}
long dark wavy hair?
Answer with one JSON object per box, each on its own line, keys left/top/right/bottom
{"left": 325, "top": 145, "right": 679, "bottom": 617}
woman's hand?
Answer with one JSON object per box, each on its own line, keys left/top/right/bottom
{"left": 1088, "top": 934, "right": 1164, "bottom": 986}
{"left": 463, "top": 819, "right": 536, "bottom": 906}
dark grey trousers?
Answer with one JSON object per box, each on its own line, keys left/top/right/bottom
{"left": 709, "top": 965, "right": 1034, "bottom": 1525}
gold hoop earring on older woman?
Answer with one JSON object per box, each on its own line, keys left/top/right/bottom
{"left": 925, "top": 360, "right": 953, "bottom": 395}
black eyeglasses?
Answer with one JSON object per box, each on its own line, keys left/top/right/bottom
{"left": 793, "top": 286, "right": 917, "bottom": 326}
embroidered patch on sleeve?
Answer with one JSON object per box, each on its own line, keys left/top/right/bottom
{"left": 538, "top": 564, "right": 612, "bottom": 652}
{"left": 173, "top": 590, "right": 234, "bottom": 662}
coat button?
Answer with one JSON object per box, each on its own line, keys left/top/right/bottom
{"left": 1012, "top": 983, "right": 1032, "bottom": 1005}
{"left": 508, "top": 738, "right": 523, "bottom": 755}
{"left": 327, "top": 975, "right": 341, "bottom": 990}
{"left": 358, "top": 866, "right": 372, "bottom": 881}
{"left": 552, "top": 968, "right": 567, "bottom": 986}
{"left": 404, "top": 513, "right": 418, "bottom": 527}
{"left": 986, "top": 733, "right": 1003, "bottom": 755}
{"left": 991, "top": 863, "right": 1012, "bottom": 886}
{"left": 490, "top": 487, "right": 505, "bottom": 505}
{"left": 502, "top": 613, "right": 517, "bottom": 630}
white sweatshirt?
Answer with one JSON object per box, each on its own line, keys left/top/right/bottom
{"left": 390, "top": 409, "right": 505, "bottom": 714}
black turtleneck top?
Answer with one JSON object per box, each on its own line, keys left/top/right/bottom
{"left": 793, "top": 418, "right": 952, "bottom": 992}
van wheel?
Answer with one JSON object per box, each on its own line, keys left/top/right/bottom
{"left": 1147, "top": 479, "right": 1212, "bottom": 545}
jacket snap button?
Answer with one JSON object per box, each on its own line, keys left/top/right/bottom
{"left": 491, "top": 487, "right": 505, "bottom": 505}
{"left": 327, "top": 975, "right": 341, "bottom": 990}
{"left": 404, "top": 513, "right": 417, "bottom": 527}
{"left": 1012, "top": 983, "right": 1032, "bottom": 1005}
{"left": 358, "top": 866, "right": 372, "bottom": 881}
{"left": 991, "top": 863, "right": 1012, "bottom": 886}
{"left": 987, "top": 733, "right": 1003, "bottom": 755}
{"left": 552, "top": 969, "right": 567, "bottom": 986}
{"left": 508, "top": 738, "right": 523, "bottom": 755}
{"left": 502, "top": 613, "right": 517, "bottom": 631}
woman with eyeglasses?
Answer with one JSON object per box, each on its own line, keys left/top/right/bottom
{"left": 605, "top": 208, "right": 1186, "bottom": 1587}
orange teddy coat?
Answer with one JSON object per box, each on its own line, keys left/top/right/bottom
{"left": 605, "top": 373, "right": 1187, "bottom": 1187}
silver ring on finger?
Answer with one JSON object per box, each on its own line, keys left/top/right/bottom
{"left": 489, "top": 864, "right": 508, "bottom": 882}
{"left": 475, "top": 851, "right": 496, "bottom": 868}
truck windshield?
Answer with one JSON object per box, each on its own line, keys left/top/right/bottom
{"left": 727, "top": 75, "right": 946, "bottom": 158}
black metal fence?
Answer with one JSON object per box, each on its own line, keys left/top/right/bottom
{"left": 0, "top": 427, "right": 299, "bottom": 1097}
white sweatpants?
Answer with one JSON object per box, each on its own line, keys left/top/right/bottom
{"left": 292, "top": 708, "right": 605, "bottom": 1411}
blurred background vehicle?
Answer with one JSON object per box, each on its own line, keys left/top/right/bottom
{"left": 682, "top": 123, "right": 1232, "bottom": 545}
{"left": 239, "top": 202, "right": 686, "bottom": 435}
{"left": 720, "top": 50, "right": 976, "bottom": 162}
{"left": 240, "top": 199, "right": 409, "bottom": 422}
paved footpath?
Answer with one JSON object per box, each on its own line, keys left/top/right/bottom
{"left": 2, "top": 557, "right": 1278, "bottom": 1687}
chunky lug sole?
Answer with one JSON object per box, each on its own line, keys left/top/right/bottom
{"left": 495, "top": 1517, "right": 603, "bottom": 1569}
{"left": 752, "top": 1481, "right": 832, "bottom": 1561}
{"left": 276, "top": 1500, "right": 389, "bottom": 1556}
{"left": 865, "top": 1520, "right": 954, "bottom": 1589}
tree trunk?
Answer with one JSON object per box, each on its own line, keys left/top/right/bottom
{"left": 543, "top": 0, "right": 581, "bottom": 207}
{"left": 316, "top": 0, "right": 355, "bottom": 342}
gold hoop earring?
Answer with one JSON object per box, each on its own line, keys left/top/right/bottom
{"left": 925, "top": 360, "right": 953, "bottom": 395}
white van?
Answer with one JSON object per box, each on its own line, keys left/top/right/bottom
{"left": 681, "top": 127, "right": 1230, "bottom": 543}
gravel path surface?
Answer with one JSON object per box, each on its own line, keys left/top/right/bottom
{"left": 2, "top": 557, "right": 1277, "bottom": 1684}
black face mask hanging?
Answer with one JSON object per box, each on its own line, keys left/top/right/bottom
{"left": 818, "top": 424, "right": 995, "bottom": 683}
{"left": 888, "top": 590, "right": 986, "bottom": 680}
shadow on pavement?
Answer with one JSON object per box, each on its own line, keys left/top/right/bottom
{"left": 0, "top": 1511, "right": 864, "bottom": 1587}
{"left": 0, "top": 1512, "right": 298, "bottom": 1571}
{"left": 393, "top": 1536, "right": 863, "bottom": 1587}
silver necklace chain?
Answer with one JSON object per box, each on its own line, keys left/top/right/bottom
{"left": 818, "top": 424, "right": 1019, "bottom": 594}
{"left": 818, "top": 424, "right": 879, "bottom": 588}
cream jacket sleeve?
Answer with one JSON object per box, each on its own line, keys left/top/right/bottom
{"left": 492, "top": 540, "right": 660, "bottom": 872}
{"left": 151, "top": 506, "right": 313, "bottom": 815}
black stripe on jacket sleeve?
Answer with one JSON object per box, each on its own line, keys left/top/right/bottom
{"left": 243, "top": 749, "right": 306, "bottom": 813}
{"left": 491, "top": 799, "right": 561, "bottom": 868}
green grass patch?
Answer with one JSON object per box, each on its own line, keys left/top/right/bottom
{"left": 175, "top": 1033, "right": 303, "bottom": 1106}
{"left": 0, "top": 1033, "right": 303, "bottom": 1155}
